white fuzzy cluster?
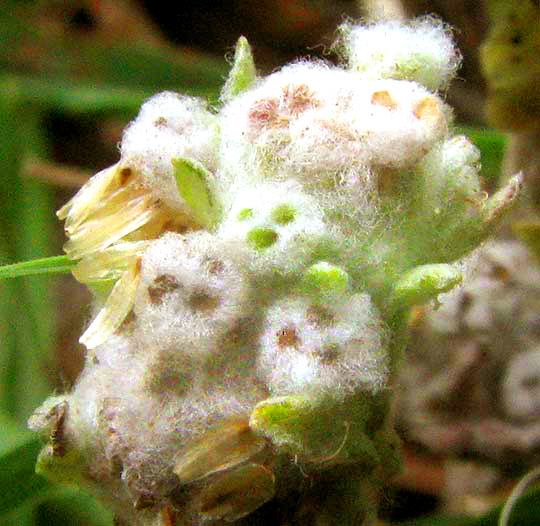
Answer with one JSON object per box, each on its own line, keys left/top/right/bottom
{"left": 121, "top": 92, "right": 217, "bottom": 212}
{"left": 258, "top": 294, "right": 388, "bottom": 398}
{"left": 338, "top": 17, "right": 461, "bottom": 91}
{"left": 218, "top": 181, "right": 334, "bottom": 276}
{"left": 133, "top": 232, "right": 250, "bottom": 353}
{"left": 217, "top": 63, "right": 449, "bottom": 207}
{"left": 31, "top": 17, "right": 514, "bottom": 525}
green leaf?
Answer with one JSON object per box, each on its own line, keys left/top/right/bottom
{"left": 221, "top": 36, "right": 257, "bottom": 103}
{"left": 33, "top": 488, "right": 113, "bottom": 526}
{"left": 172, "top": 158, "right": 216, "bottom": 228}
{"left": 0, "top": 256, "right": 75, "bottom": 279}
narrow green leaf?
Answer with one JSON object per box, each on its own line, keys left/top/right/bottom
{"left": 0, "top": 74, "right": 150, "bottom": 117}
{"left": 0, "top": 256, "right": 75, "bottom": 279}
{"left": 173, "top": 158, "right": 216, "bottom": 228}
{"left": 0, "top": 99, "right": 56, "bottom": 422}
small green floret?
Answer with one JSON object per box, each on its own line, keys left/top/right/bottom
{"left": 237, "top": 208, "right": 255, "bottom": 221}
{"left": 247, "top": 227, "right": 278, "bottom": 249}
{"left": 271, "top": 204, "right": 296, "bottom": 225}
{"left": 302, "top": 262, "right": 349, "bottom": 297}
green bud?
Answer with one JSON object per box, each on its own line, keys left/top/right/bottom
{"left": 246, "top": 227, "right": 278, "bottom": 249}
{"left": 237, "top": 207, "right": 255, "bottom": 221}
{"left": 271, "top": 204, "right": 296, "bottom": 225}
{"left": 302, "top": 262, "right": 349, "bottom": 298}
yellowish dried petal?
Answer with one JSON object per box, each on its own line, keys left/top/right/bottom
{"left": 80, "top": 258, "right": 141, "bottom": 349}
{"left": 63, "top": 194, "right": 155, "bottom": 259}
{"left": 58, "top": 164, "right": 120, "bottom": 231}
{"left": 174, "top": 417, "right": 268, "bottom": 484}
{"left": 198, "top": 463, "right": 275, "bottom": 522}
{"left": 72, "top": 241, "right": 149, "bottom": 283}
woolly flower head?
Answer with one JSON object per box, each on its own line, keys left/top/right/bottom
{"left": 31, "top": 17, "right": 523, "bottom": 526}
{"left": 337, "top": 17, "right": 461, "bottom": 91}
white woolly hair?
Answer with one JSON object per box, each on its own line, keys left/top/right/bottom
{"left": 132, "top": 231, "right": 251, "bottom": 354}
{"left": 258, "top": 293, "right": 389, "bottom": 399}
{"left": 218, "top": 61, "right": 449, "bottom": 209}
{"left": 121, "top": 92, "right": 217, "bottom": 212}
{"left": 217, "top": 180, "right": 337, "bottom": 276}
{"left": 338, "top": 17, "right": 461, "bottom": 92}
{"left": 66, "top": 333, "right": 263, "bottom": 499}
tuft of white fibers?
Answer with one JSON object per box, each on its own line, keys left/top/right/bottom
{"left": 257, "top": 293, "right": 389, "bottom": 399}
{"left": 344, "top": 79, "right": 449, "bottom": 169}
{"left": 338, "top": 17, "right": 461, "bottom": 92}
{"left": 132, "top": 231, "right": 251, "bottom": 355}
{"left": 218, "top": 181, "right": 337, "bottom": 277}
{"left": 414, "top": 135, "right": 483, "bottom": 227}
{"left": 65, "top": 333, "right": 264, "bottom": 499}
{"left": 218, "top": 62, "right": 449, "bottom": 207}
{"left": 121, "top": 92, "right": 218, "bottom": 212}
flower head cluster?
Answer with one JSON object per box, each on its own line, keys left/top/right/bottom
{"left": 29, "top": 18, "right": 520, "bottom": 526}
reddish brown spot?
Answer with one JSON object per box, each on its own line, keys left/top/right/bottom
{"left": 119, "top": 167, "right": 133, "bottom": 185}
{"left": 205, "top": 257, "right": 225, "bottom": 275}
{"left": 248, "top": 84, "right": 318, "bottom": 132}
{"left": 188, "top": 290, "right": 220, "bottom": 312}
{"left": 313, "top": 345, "right": 340, "bottom": 364}
{"left": 306, "top": 305, "right": 335, "bottom": 327}
{"left": 282, "top": 83, "right": 317, "bottom": 116}
{"left": 154, "top": 116, "right": 168, "bottom": 127}
{"left": 148, "top": 274, "right": 181, "bottom": 305}
{"left": 489, "top": 263, "right": 511, "bottom": 282}
{"left": 277, "top": 326, "right": 299, "bottom": 348}
{"left": 249, "top": 97, "right": 280, "bottom": 128}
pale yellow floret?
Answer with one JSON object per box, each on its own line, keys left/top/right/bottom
{"left": 58, "top": 162, "right": 202, "bottom": 349}
{"left": 72, "top": 241, "right": 149, "bottom": 283}
{"left": 80, "top": 258, "right": 142, "bottom": 349}
{"left": 59, "top": 163, "right": 197, "bottom": 261}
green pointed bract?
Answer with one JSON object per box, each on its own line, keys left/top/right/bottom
{"left": 481, "top": 172, "right": 523, "bottom": 228}
{"left": 389, "top": 263, "right": 462, "bottom": 313}
{"left": 172, "top": 158, "right": 216, "bottom": 229}
{"left": 249, "top": 395, "right": 378, "bottom": 467}
{"left": 220, "top": 36, "right": 257, "bottom": 103}
{"left": 302, "top": 262, "right": 349, "bottom": 298}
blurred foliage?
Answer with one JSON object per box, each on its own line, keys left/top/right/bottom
{"left": 0, "top": 1, "right": 534, "bottom": 525}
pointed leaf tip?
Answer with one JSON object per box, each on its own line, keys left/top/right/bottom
{"left": 221, "top": 35, "right": 256, "bottom": 103}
